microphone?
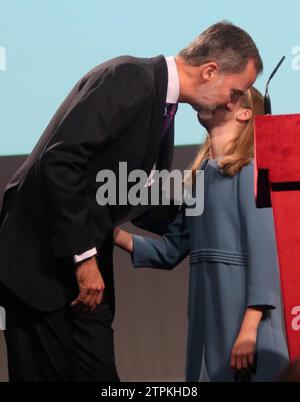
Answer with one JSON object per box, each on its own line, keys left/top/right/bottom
{"left": 264, "top": 56, "right": 286, "bottom": 114}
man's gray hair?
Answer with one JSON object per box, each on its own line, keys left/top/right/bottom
{"left": 179, "top": 21, "right": 263, "bottom": 74}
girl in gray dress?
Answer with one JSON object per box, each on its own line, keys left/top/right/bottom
{"left": 114, "top": 87, "right": 289, "bottom": 382}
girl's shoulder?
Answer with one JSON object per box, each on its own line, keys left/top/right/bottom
{"left": 238, "top": 159, "right": 255, "bottom": 177}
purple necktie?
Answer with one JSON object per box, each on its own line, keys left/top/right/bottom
{"left": 145, "top": 103, "right": 178, "bottom": 188}
{"left": 162, "top": 103, "right": 178, "bottom": 136}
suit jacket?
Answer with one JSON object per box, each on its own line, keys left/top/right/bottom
{"left": 0, "top": 55, "right": 178, "bottom": 312}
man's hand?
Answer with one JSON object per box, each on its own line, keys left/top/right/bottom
{"left": 71, "top": 256, "right": 105, "bottom": 312}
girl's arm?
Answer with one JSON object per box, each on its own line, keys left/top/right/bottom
{"left": 233, "top": 162, "right": 283, "bottom": 372}
{"left": 114, "top": 227, "right": 133, "bottom": 252}
{"left": 114, "top": 205, "right": 190, "bottom": 270}
{"left": 230, "top": 307, "right": 263, "bottom": 371}
{"left": 238, "top": 162, "right": 281, "bottom": 310}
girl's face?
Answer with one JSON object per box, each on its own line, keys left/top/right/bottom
{"left": 197, "top": 96, "right": 252, "bottom": 131}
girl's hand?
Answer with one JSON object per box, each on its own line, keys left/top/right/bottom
{"left": 113, "top": 227, "right": 133, "bottom": 253}
{"left": 230, "top": 327, "right": 257, "bottom": 371}
{"left": 230, "top": 307, "right": 263, "bottom": 372}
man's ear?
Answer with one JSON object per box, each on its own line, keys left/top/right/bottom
{"left": 201, "top": 62, "right": 218, "bottom": 82}
{"left": 237, "top": 109, "right": 252, "bottom": 122}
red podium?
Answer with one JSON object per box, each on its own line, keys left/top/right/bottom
{"left": 255, "top": 114, "right": 300, "bottom": 361}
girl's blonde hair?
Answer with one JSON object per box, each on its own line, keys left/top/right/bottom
{"left": 189, "top": 87, "right": 265, "bottom": 178}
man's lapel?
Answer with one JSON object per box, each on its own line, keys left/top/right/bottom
{"left": 141, "top": 55, "right": 169, "bottom": 176}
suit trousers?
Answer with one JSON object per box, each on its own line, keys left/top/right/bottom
{"left": 1, "top": 282, "right": 120, "bottom": 382}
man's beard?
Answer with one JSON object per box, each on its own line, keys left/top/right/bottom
{"left": 193, "top": 76, "right": 225, "bottom": 120}
{"left": 192, "top": 103, "right": 218, "bottom": 120}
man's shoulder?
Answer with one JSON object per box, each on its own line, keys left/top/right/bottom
{"left": 88, "top": 54, "right": 166, "bottom": 81}
{"left": 105, "top": 54, "right": 164, "bottom": 67}
{"left": 77, "top": 55, "right": 167, "bottom": 105}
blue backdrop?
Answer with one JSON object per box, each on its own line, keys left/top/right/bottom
{"left": 0, "top": 0, "right": 299, "bottom": 155}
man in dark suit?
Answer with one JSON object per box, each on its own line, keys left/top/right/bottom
{"left": 0, "top": 21, "right": 262, "bottom": 381}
